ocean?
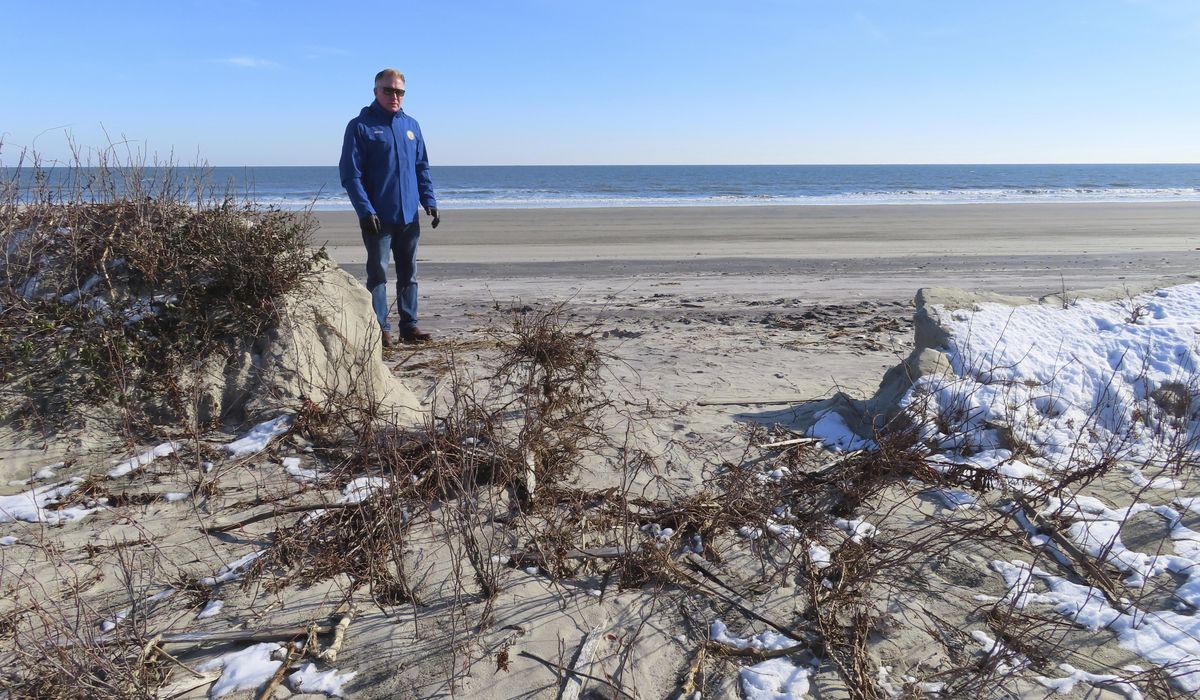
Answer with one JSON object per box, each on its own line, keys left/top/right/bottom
{"left": 10, "top": 164, "right": 1200, "bottom": 210}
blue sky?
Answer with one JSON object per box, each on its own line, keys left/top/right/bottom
{"left": 3, "top": 0, "right": 1199, "bottom": 166}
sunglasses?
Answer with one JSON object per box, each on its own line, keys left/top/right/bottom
{"left": 379, "top": 87, "right": 406, "bottom": 97}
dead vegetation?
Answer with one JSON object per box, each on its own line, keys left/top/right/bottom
{"left": 1, "top": 163, "right": 1198, "bottom": 696}
{"left": 0, "top": 151, "right": 317, "bottom": 434}
{"left": 2, "top": 291, "right": 1198, "bottom": 699}
{"left": 4, "top": 294, "right": 1199, "bottom": 698}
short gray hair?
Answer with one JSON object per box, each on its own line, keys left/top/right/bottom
{"left": 374, "top": 68, "right": 406, "bottom": 85}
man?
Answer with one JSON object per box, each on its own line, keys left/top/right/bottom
{"left": 340, "top": 68, "right": 439, "bottom": 346}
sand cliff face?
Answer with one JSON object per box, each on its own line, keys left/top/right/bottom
{"left": 178, "top": 258, "right": 422, "bottom": 427}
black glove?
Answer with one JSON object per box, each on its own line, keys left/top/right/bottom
{"left": 359, "top": 214, "right": 381, "bottom": 237}
{"left": 424, "top": 205, "right": 440, "bottom": 229}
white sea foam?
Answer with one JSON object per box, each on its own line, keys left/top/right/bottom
{"left": 24, "top": 165, "right": 1200, "bottom": 211}
{"left": 262, "top": 187, "right": 1200, "bottom": 211}
{"left": 393, "top": 187, "right": 1200, "bottom": 210}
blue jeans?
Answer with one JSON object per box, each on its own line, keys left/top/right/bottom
{"left": 362, "top": 219, "right": 420, "bottom": 332}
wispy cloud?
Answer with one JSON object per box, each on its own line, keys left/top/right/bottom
{"left": 218, "top": 56, "right": 281, "bottom": 69}
{"left": 852, "top": 11, "right": 886, "bottom": 41}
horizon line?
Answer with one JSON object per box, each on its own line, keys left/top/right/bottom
{"left": 167, "top": 161, "right": 1200, "bottom": 168}
{"left": 10, "top": 161, "right": 1200, "bottom": 169}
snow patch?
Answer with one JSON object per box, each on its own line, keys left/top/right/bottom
{"left": 196, "top": 599, "right": 224, "bottom": 619}
{"left": 711, "top": 620, "right": 812, "bottom": 700}
{"left": 225, "top": 415, "right": 293, "bottom": 458}
{"left": 806, "top": 408, "right": 875, "bottom": 452}
{"left": 202, "top": 550, "right": 265, "bottom": 586}
{"left": 283, "top": 456, "right": 323, "bottom": 482}
{"left": 0, "top": 479, "right": 99, "bottom": 524}
{"left": 991, "top": 559, "right": 1200, "bottom": 692}
{"left": 196, "top": 642, "right": 283, "bottom": 697}
{"left": 340, "top": 477, "right": 387, "bottom": 504}
{"left": 288, "top": 662, "right": 357, "bottom": 696}
{"left": 108, "top": 442, "right": 178, "bottom": 478}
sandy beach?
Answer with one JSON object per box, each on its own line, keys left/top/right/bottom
{"left": 318, "top": 202, "right": 1200, "bottom": 402}
{"left": 316, "top": 202, "right": 1200, "bottom": 302}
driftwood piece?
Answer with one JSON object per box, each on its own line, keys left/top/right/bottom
{"left": 1011, "top": 495, "right": 1126, "bottom": 609}
{"left": 777, "top": 450, "right": 868, "bottom": 497}
{"left": 317, "top": 604, "right": 356, "bottom": 664}
{"left": 154, "top": 623, "right": 333, "bottom": 647}
{"left": 61, "top": 623, "right": 332, "bottom": 650}
{"left": 258, "top": 611, "right": 333, "bottom": 700}
{"left": 758, "top": 437, "right": 822, "bottom": 450}
{"left": 202, "top": 502, "right": 359, "bottom": 533}
{"left": 696, "top": 397, "right": 811, "bottom": 406}
{"left": 159, "top": 670, "right": 222, "bottom": 699}
{"left": 560, "top": 626, "right": 604, "bottom": 700}
{"left": 812, "top": 449, "right": 865, "bottom": 472}
{"left": 679, "top": 554, "right": 816, "bottom": 645}
{"left": 140, "top": 634, "right": 203, "bottom": 679}
{"left": 517, "top": 450, "right": 538, "bottom": 512}
{"left": 679, "top": 644, "right": 706, "bottom": 697}
{"left": 519, "top": 650, "right": 637, "bottom": 700}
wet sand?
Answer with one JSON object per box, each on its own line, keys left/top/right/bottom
{"left": 314, "top": 203, "right": 1200, "bottom": 300}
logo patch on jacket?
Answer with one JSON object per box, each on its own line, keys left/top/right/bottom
{"left": 406, "top": 130, "right": 416, "bottom": 140}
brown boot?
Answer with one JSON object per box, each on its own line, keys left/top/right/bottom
{"left": 381, "top": 330, "right": 394, "bottom": 348}
{"left": 400, "top": 326, "right": 432, "bottom": 343}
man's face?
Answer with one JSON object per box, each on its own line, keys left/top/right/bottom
{"left": 374, "top": 77, "right": 405, "bottom": 113}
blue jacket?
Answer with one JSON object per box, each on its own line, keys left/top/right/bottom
{"left": 339, "top": 102, "right": 436, "bottom": 226}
